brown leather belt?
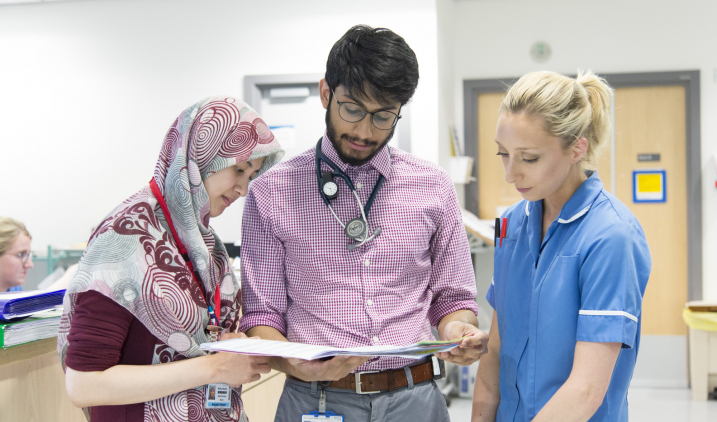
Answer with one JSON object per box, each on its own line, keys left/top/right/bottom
{"left": 289, "top": 360, "right": 435, "bottom": 394}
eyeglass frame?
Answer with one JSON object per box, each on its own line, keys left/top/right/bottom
{"left": 14, "top": 251, "right": 36, "bottom": 265}
{"left": 330, "top": 89, "right": 402, "bottom": 130}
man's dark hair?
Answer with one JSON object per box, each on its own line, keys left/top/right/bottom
{"left": 325, "top": 25, "right": 419, "bottom": 106}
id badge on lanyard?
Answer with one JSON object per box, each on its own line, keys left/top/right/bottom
{"left": 301, "top": 411, "right": 344, "bottom": 422}
{"left": 204, "top": 325, "right": 231, "bottom": 408}
{"left": 205, "top": 382, "right": 232, "bottom": 409}
{"left": 301, "top": 389, "right": 344, "bottom": 421}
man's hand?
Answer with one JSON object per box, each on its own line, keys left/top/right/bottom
{"left": 287, "top": 356, "right": 370, "bottom": 382}
{"left": 245, "top": 325, "right": 369, "bottom": 381}
{"left": 435, "top": 320, "right": 488, "bottom": 366}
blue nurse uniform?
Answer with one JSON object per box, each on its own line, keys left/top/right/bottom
{"left": 486, "top": 171, "right": 651, "bottom": 422}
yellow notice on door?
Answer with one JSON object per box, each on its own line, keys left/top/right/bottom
{"left": 633, "top": 170, "right": 666, "bottom": 203}
{"left": 638, "top": 174, "right": 662, "bottom": 192}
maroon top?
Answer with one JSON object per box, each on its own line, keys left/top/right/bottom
{"left": 66, "top": 290, "right": 158, "bottom": 422}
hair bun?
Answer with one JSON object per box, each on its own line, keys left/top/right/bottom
{"left": 500, "top": 70, "right": 612, "bottom": 167}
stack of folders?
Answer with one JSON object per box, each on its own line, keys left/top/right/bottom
{"left": 0, "top": 308, "right": 62, "bottom": 348}
{"left": 0, "top": 288, "right": 65, "bottom": 348}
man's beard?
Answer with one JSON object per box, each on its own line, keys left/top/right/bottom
{"left": 325, "top": 108, "right": 395, "bottom": 167}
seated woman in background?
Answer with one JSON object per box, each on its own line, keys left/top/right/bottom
{"left": 59, "top": 96, "right": 284, "bottom": 422}
{"left": 0, "top": 217, "right": 34, "bottom": 292}
{"left": 472, "top": 71, "right": 651, "bottom": 422}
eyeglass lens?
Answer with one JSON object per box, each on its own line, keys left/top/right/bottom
{"left": 338, "top": 103, "right": 398, "bottom": 130}
{"left": 17, "top": 251, "right": 34, "bottom": 263}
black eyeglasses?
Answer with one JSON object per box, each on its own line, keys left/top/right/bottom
{"left": 331, "top": 89, "right": 401, "bottom": 130}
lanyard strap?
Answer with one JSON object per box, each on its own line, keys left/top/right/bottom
{"left": 149, "top": 178, "right": 221, "bottom": 325}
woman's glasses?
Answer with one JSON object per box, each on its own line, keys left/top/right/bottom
{"left": 15, "top": 251, "right": 36, "bottom": 264}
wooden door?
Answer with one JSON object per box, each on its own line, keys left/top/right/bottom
{"left": 613, "top": 85, "right": 688, "bottom": 336}
{"left": 475, "top": 85, "right": 688, "bottom": 336}
{"left": 476, "top": 92, "right": 520, "bottom": 219}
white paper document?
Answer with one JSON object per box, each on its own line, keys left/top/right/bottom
{"left": 200, "top": 338, "right": 464, "bottom": 360}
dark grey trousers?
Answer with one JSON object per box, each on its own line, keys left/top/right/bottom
{"left": 274, "top": 377, "right": 450, "bottom": 422}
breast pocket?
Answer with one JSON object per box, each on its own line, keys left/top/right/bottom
{"left": 536, "top": 255, "right": 581, "bottom": 346}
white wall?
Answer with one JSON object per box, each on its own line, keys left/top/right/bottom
{"left": 436, "top": 0, "right": 465, "bottom": 205}
{"left": 436, "top": 0, "right": 455, "bottom": 169}
{"left": 449, "top": 0, "right": 717, "bottom": 301}
{"left": 0, "top": 0, "right": 440, "bottom": 249}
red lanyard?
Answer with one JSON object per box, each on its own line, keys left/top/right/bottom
{"left": 149, "top": 178, "right": 221, "bottom": 326}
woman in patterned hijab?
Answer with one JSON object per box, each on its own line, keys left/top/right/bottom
{"left": 58, "top": 96, "right": 283, "bottom": 422}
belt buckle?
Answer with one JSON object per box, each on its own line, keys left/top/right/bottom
{"left": 355, "top": 370, "right": 380, "bottom": 394}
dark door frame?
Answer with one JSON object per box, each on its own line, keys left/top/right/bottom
{"left": 463, "top": 70, "right": 702, "bottom": 300}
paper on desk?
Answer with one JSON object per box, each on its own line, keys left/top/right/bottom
{"left": 200, "top": 338, "right": 465, "bottom": 360}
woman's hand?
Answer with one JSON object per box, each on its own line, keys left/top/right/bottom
{"left": 210, "top": 332, "right": 272, "bottom": 387}
{"left": 66, "top": 331, "right": 271, "bottom": 408}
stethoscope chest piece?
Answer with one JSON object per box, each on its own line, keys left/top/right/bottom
{"left": 344, "top": 218, "right": 367, "bottom": 239}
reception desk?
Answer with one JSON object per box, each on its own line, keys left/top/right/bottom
{"left": 242, "top": 370, "right": 286, "bottom": 421}
{"left": 0, "top": 337, "right": 85, "bottom": 421}
{"left": 0, "top": 337, "right": 285, "bottom": 422}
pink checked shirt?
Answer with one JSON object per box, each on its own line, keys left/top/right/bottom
{"left": 239, "top": 133, "right": 479, "bottom": 372}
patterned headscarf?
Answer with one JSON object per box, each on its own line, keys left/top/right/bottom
{"left": 58, "top": 97, "right": 283, "bottom": 421}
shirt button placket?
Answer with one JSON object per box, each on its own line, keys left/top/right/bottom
{"left": 362, "top": 258, "right": 376, "bottom": 343}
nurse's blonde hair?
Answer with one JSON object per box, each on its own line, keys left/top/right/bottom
{"left": 500, "top": 70, "right": 612, "bottom": 167}
{"left": 0, "top": 217, "right": 31, "bottom": 256}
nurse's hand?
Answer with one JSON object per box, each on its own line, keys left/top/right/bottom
{"left": 435, "top": 321, "right": 488, "bottom": 366}
{"left": 286, "top": 355, "right": 370, "bottom": 382}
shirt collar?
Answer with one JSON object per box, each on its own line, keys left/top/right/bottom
{"left": 320, "top": 132, "right": 393, "bottom": 179}
{"left": 524, "top": 170, "right": 603, "bottom": 224}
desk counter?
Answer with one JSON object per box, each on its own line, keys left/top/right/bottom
{"left": 0, "top": 337, "right": 85, "bottom": 421}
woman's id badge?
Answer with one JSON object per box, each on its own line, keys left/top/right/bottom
{"left": 301, "top": 411, "right": 344, "bottom": 422}
{"left": 204, "top": 383, "right": 231, "bottom": 409}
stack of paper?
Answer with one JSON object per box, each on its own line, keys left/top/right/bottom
{"left": 0, "top": 308, "right": 62, "bottom": 348}
{"left": 200, "top": 338, "right": 464, "bottom": 360}
{"left": 0, "top": 288, "right": 65, "bottom": 320}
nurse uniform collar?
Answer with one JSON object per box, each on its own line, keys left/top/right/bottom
{"left": 315, "top": 138, "right": 386, "bottom": 251}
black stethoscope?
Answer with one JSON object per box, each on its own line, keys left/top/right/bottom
{"left": 315, "top": 138, "right": 385, "bottom": 251}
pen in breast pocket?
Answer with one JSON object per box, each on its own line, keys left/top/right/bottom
{"left": 494, "top": 217, "right": 508, "bottom": 247}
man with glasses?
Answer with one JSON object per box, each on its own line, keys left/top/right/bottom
{"left": 240, "top": 25, "right": 487, "bottom": 422}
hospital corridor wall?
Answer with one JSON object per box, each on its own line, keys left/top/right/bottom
{"left": 0, "top": 0, "right": 444, "bottom": 252}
